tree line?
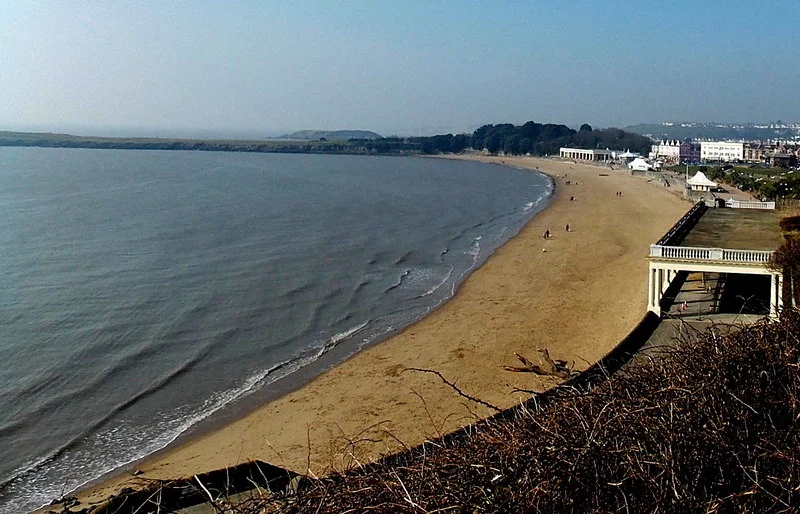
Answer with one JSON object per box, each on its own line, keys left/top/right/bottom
{"left": 702, "top": 166, "right": 800, "bottom": 200}
{"left": 411, "top": 121, "right": 653, "bottom": 156}
{"left": 0, "top": 122, "right": 653, "bottom": 157}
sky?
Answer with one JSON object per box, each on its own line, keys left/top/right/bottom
{"left": 1, "top": 1, "right": 798, "bottom": 138}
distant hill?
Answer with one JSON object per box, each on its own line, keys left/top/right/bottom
{"left": 278, "top": 130, "right": 383, "bottom": 141}
{"left": 625, "top": 122, "right": 800, "bottom": 142}
{"left": 0, "top": 130, "right": 418, "bottom": 155}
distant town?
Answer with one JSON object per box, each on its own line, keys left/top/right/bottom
{"left": 559, "top": 121, "right": 800, "bottom": 201}
{"left": 563, "top": 139, "right": 799, "bottom": 167}
{"left": 625, "top": 121, "right": 800, "bottom": 144}
{"left": 558, "top": 138, "right": 800, "bottom": 201}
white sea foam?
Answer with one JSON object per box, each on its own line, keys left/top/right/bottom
{"left": 522, "top": 201, "right": 535, "bottom": 212}
{"left": 467, "top": 237, "right": 481, "bottom": 260}
{"left": 327, "top": 320, "right": 369, "bottom": 347}
{"left": 420, "top": 266, "right": 453, "bottom": 297}
{"left": 449, "top": 237, "right": 482, "bottom": 287}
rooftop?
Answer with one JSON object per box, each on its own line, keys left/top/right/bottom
{"left": 680, "top": 208, "right": 783, "bottom": 251}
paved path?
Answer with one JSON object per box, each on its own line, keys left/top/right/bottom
{"left": 632, "top": 271, "right": 765, "bottom": 367}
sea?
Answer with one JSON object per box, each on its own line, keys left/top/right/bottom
{"left": 0, "top": 147, "right": 552, "bottom": 513}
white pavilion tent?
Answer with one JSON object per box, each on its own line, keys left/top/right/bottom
{"left": 687, "top": 171, "right": 718, "bottom": 191}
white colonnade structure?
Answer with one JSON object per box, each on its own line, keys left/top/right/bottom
{"left": 559, "top": 147, "right": 613, "bottom": 162}
{"left": 647, "top": 201, "right": 786, "bottom": 318}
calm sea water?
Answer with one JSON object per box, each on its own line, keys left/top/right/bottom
{"left": 0, "top": 148, "right": 551, "bottom": 513}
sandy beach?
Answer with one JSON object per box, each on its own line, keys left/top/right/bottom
{"left": 61, "top": 155, "right": 691, "bottom": 508}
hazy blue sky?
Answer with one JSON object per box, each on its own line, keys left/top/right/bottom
{"left": 1, "top": 1, "right": 798, "bottom": 137}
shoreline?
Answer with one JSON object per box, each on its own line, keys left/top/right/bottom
{"left": 43, "top": 155, "right": 690, "bottom": 512}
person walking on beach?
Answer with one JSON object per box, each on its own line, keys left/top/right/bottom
{"left": 543, "top": 229, "right": 550, "bottom": 239}
{"left": 565, "top": 224, "right": 570, "bottom": 232}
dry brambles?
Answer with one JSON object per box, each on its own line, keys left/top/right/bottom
{"left": 59, "top": 310, "right": 800, "bottom": 513}
{"left": 269, "top": 310, "right": 800, "bottom": 513}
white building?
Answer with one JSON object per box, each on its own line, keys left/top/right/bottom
{"left": 700, "top": 141, "right": 744, "bottom": 162}
{"left": 559, "top": 147, "right": 613, "bottom": 161}
{"left": 687, "top": 171, "right": 718, "bottom": 191}
{"left": 628, "top": 157, "right": 653, "bottom": 171}
{"left": 648, "top": 202, "right": 787, "bottom": 319}
{"left": 649, "top": 140, "right": 700, "bottom": 163}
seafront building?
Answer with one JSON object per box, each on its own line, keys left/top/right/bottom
{"left": 699, "top": 141, "right": 799, "bottom": 165}
{"left": 560, "top": 140, "right": 797, "bottom": 167}
{"left": 649, "top": 140, "right": 700, "bottom": 164}
{"left": 765, "top": 152, "right": 798, "bottom": 168}
{"left": 744, "top": 142, "right": 767, "bottom": 163}
{"left": 699, "top": 141, "right": 745, "bottom": 162}
{"left": 558, "top": 147, "right": 613, "bottom": 162}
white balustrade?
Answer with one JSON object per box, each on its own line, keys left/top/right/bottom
{"left": 721, "top": 248, "right": 774, "bottom": 263}
{"left": 650, "top": 244, "right": 773, "bottom": 263}
{"left": 724, "top": 199, "right": 776, "bottom": 210}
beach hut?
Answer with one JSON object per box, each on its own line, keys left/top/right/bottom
{"left": 687, "top": 171, "right": 718, "bottom": 192}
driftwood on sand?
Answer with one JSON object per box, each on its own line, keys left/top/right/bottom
{"left": 503, "top": 349, "right": 572, "bottom": 379}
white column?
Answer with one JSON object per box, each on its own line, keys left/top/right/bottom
{"left": 777, "top": 274, "right": 784, "bottom": 312}
{"left": 654, "top": 267, "right": 662, "bottom": 316}
{"left": 648, "top": 266, "right": 661, "bottom": 316}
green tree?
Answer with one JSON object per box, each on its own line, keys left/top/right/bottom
{"left": 485, "top": 133, "right": 503, "bottom": 154}
{"left": 451, "top": 134, "right": 469, "bottom": 153}
{"left": 708, "top": 168, "right": 726, "bottom": 181}
{"left": 503, "top": 134, "right": 522, "bottom": 155}
{"left": 757, "top": 181, "right": 778, "bottom": 200}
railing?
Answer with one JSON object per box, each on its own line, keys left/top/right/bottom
{"left": 656, "top": 201, "right": 708, "bottom": 246}
{"left": 724, "top": 199, "right": 775, "bottom": 209}
{"left": 721, "top": 248, "right": 774, "bottom": 263}
{"left": 650, "top": 244, "right": 773, "bottom": 264}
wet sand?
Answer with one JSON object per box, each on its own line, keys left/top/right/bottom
{"left": 57, "top": 155, "right": 690, "bottom": 509}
